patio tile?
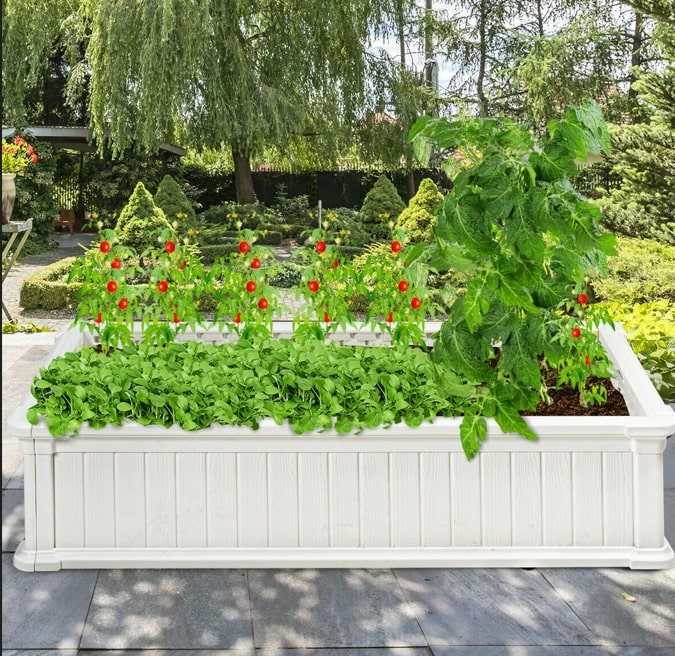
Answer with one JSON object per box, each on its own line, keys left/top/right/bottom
{"left": 2, "top": 489, "right": 24, "bottom": 552}
{"left": 79, "top": 569, "right": 253, "bottom": 650}
{"left": 540, "top": 567, "right": 675, "bottom": 647}
{"left": 2, "top": 650, "right": 78, "bottom": 656}
{"left": 430, "top": 648, "right": 675, "bottom": 655}
{"left": 248, "top": 569, "right": 426, "bottom": 649}
{"left": 1, "top": 554, "right": 98, "bottom": 649}
{"left": 2, "top": 443, "right": 21, "bottom": 489}
{"left": 257, "top": 649, "right": 432, "bottom": 655}
{"left": 395, "top": 568, "right": 595, "bottom": 646}
{"left": 79, "top": 651, "right": 255, "bottom": 656}
{"left": 5, "top": 460, "right": 24, "bottom": 490}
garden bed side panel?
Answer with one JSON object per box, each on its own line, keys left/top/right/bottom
{"left": 9, "top": 325, "right": 675, "bottom": 571}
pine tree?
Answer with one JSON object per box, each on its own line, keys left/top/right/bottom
{"left": 115, "top": 182, "right": 172, "bottom": 254}
{"left": 154, "top": 175, "right": 196, "bottom": 224}
{"left": 360, "top": 175, "right": 406, "bottom": 225}
{"left": 598, "top": 1, "right": 675, "bottom": 244}
{"left": 395, "top": 178, "right": 444, "bottom": 243}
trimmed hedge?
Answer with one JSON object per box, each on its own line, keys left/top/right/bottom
{"left": 20, "top": 257, "right": 81, "bottom": 310}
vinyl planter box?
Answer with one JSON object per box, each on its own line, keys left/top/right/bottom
{"left": 9, "top": 322, "right": 675, "bottom": 572}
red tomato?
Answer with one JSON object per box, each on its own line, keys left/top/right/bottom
{"left": 258, "top": 297, "right": 269, "bottom": 310}
{"left": 330, "top": 259, "right": 339, "bottom": 269}
{"left": 251, "top": 257, "right": 261, "bottom": 269}
{"left": 398, "top": 280, "right": 409, "bottom": 292}
{"left": 246, "top": 280, "right": 257, "bottom": 293}
{"left": 157, "top": 280, "right": 168, "bottom": 293}
{"left": 173, "top": 312, "right": 180, "bottom": 324}
{"left": 411, "top": 297, "right": 421, "bottom": 309}
{"left": 308, "top": 280, "right": 319, "bottom": 292}
{"left": 234, "top": 312, "right": 241, "bottom": 324}
{"left": 107, "top": 280, "right": 117, "bottom": 293}
{"left": 315, "top": 240, "right": 326, "bottom": 253}
{"left": 391, "top": 241, "right": 402, "bottom": 253}
{"left": 239, "top": 241, "right": 250, "bottom": 254}
{"left": 323, "top": 311, "right": 331, "bottom": 323}
{"left": 118, "top": 298, "right": 128, "bottom": 310}
{"left": 577, "top": 293, "right": 588, "bottom": 305}
{"left": 572, "top": 327, "right": 581, "bottom": 339}
{"left": 178, "top": 261, "right": 187, "bottom": 270}
{"left": 386, "top": 311, "right": 393, "bottom": 323}
{"left": 100, "top": 241, "right": 111, "bottom": 253}
{"left": 585, "top": 355, "right": 592, "bottom": 365}
{"left": 165, "top": 241, "right": 176, "bottom": 253}
{"left": 94, "top": 312, "right": 102, "bottom": 324}
{"left": 111, "top": 257, "right": 122, "bottom": 269}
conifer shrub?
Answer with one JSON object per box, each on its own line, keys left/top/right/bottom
{"left": 359, "top": 174, "right": 406, "bottom": 226}
{"left": 115, "top": 182, "right": 172, "bottom": 253}
{"left": 395, "top": 178, "right": 444, "bottom": 243}
{"left": 154, "top": 175, "right": 196, "bottom": 223}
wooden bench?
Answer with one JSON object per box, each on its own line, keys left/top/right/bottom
{"left": 53, "top": 210, "right": 76, "bottom": 235}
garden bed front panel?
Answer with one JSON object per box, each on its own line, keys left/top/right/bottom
{"left": 9, "top": 324, "right": 675, "bottom": 571}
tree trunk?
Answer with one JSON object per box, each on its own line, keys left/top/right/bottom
{"left": 476, "top": 0, "right": 489, "bottom": 117}
{"left": 232, "top": 148, "right": 257, "bottom": 204}
{"left": 628, "top": 11, "right": 643, "bottom": 115}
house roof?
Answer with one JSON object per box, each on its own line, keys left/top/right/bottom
{"left": 1, "top": 126, "right": 185, "bottom": 156}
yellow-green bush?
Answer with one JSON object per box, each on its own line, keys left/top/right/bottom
{"left": 19, "top": 257, "right": 82, "bottom": 310}
{"left": 395, "top": 178, "right": 444, "bottom": 243}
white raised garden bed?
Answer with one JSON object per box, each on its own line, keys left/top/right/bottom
{"left": 9, "top": 322, "right": 675, "bottom": 571}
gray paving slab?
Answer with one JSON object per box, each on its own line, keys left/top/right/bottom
{"left": 2, "top": 443, "right": 21, "bottom": 489}
{"left": 430, "top": 648, "right": 675, "bottom": 656}
{"left": 4, "top": 460, "right": 24, "bottom": 490}
{"left": 2, "top": 489, "right": 23, "bottom": 552}
{"left": 2, "top": 650, "right": 78, "bottom": 656}
{"left": 248, "top": 569, "right": 426, "bottom": 649}
{"left": 257, "top": 650, "right": 432, "bottom": 655}
{"left": 79, "top": 569, "right": 253, "bottom": 650}
{"left": 78, "top": 652, "right": 255, "bottom": 656}
{"left": 540, "top": 567, "right": 675, "bottom": 647}
{"left": 1, "top": 554, "right": 98, "bottom": 649}
{"left": 395, "top": 568, "right": 596, "bottom": 647}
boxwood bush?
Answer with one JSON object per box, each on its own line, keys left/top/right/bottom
{"left": 20, "top": 257, "right": 81, "bottom": 310}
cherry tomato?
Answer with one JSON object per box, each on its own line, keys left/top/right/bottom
{"left": 391, "top": 241, "right": 402, "bottom": 253}
{"left": 308, "top": 280, "right": 319, "bottom": 292}
{"left": 111, "top": 257, "right": 122, "bottom": 269}
{"left": 315, "top": 240, "right": 326, "bottom": 253}
{"left": 330, "top": 259, "right": 339, "bottom": 269}
{"left": 94, "top": 312, "right": 102, "bottom": 324}
{"left": 398, "top": 280, "right": 409, "bottom": 292}
{"left": 107, "top": 280, "right": 118, "bottom": 293}
{"left": 572, "top": 327, "right": 581, "bottom": 339}
{"left": 251, "top": 257, "right": 261, "bottom": 269}
{"left": 386, "top": 311, "right": 393, "bottom": 323}
{"left": 323, "top": 311, "right": 331, "bottom": 323}
{"left": 165, "top": 241, "right": 176, "bottom": 253}
{"left": 577, "top": 293, "right": 588, "bottom": 305}
{"left": 585, "top": 355, "right": 592, "bottom": 365}
{"left": 233, "top": 312, "right": 241, "bottom": 324}
{"left": 246, "top": 280, "right": 257, "bottom": 293}
{"left": 173, "top": 312, "right": 180, "bottom": 324}
{"left": 178, "top": 261, "right": 187, "bottom": 271}
{"left": 239, "top": 241, "right": 250, "bottom": 254}
{"left": 411, "top": 297, "right": 422, "bottom": 309}
{"left": 100, "top": 241, "right": 111, "bottom": 253}
{"left": 157, "top": 280, "right": 168, "bottom": 293}
{"left": 258, "top": 297, "right": 268, "bottom": 310}
{"left": 118, "top": 298, "right": 128, "bottom": 310}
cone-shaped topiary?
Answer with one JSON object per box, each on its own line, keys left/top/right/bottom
{"left": 360, "top": 174, "right": 406, "bottom": 225}
{"left": 395, "top": 178, "right": 444, "bottom": 243}
{"left": 115, "top": 181, "right": 172, "bottom": 254}
{"left": 154, "top": 174, "right": 196, "bottom": 223}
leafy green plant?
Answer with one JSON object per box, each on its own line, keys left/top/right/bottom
{"left": 154, "top": 174, "right": 197, "bottom": 223}
{"left": 2, "top": 322, "right": 55, "bottom": 334}
{"left": 603, "top": 300, "right": 675, "bottom": 402}
{"left": 410, "top": 100, "right": 618, "bottom": 458}
{"left": 27, "top": 338, "right": 455, "bottom": 438}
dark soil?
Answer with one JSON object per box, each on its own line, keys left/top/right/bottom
{"left": 523, "top": 376, "right": 628, "bottom": 417}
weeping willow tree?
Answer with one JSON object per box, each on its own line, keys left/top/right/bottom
{"left": 3, "top": 0, "right": 406, "bottom": 203}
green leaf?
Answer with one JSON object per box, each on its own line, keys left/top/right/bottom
{"left": 459, "top": 411, "right": 487, "bottom": 460}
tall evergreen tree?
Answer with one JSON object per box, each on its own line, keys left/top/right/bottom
{"left": 598, "top": 0, "right": 675, "bottom": 244}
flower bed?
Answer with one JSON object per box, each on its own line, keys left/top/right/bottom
{"left": 9, "top": 322, "right": 675, "bottom": 571}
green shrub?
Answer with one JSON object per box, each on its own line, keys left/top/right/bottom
{"left": 273, "top": 188, "right": 315, "bottom": 225}
{"left": 591, "top": 236, "right": 675, "bottom": 304}
{"left": 395, "top": 178, "right": 444, "bottom": 243}
{"left": 602, "top": 300, "right": 675, "bottom": 402}
{"left": 154, "top": 174, "right": 197, "bottom": 223}
{"left": 359, "top": 174, "right": 405, "bottom": 225}
{"left": 19, "top": 257, "right": 81, "bottom": 310}
{"left": 115, "top": 182, "right": 172, "bottom": 253}
{"left": 267, "top": 262, "right": 304, "bottom": 288}
{"left": 199, "top": 244, "right": 240, "bottom": 263}
{"left": 197, "top": 202, "right": 277, "bottom": 228}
